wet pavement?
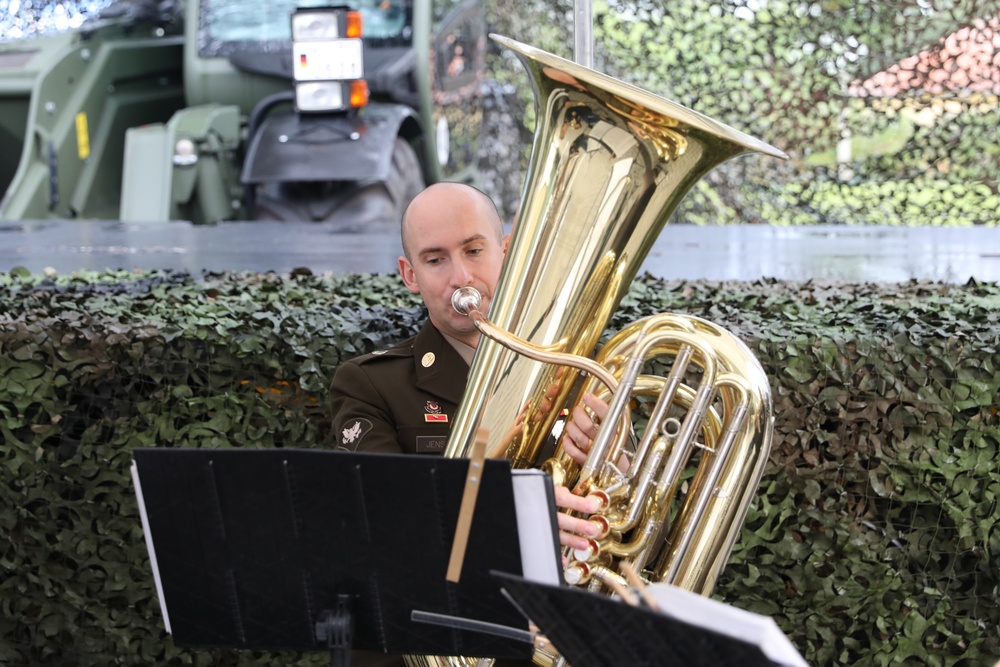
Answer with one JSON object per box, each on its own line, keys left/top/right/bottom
{"left": 1, "top": 220, "right": 998, "bottom": 283}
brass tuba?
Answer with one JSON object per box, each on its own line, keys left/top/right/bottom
{"left": 407, "top": 35, "right": 786, "bottom": 667}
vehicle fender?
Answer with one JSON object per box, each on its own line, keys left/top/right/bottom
{"left": 241, "top": 103, "right": 422, "bottom": 186}
{"left": 0, "top": 27, "right": 185, "bottom": 221}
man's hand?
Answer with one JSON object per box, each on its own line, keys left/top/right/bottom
{"left": 553, "top": 391, "right": 638, "bottom": 552}
{"left": 561, "top": 391, "right": 629, "bottom": 473}
{"left": 553, "top": 485, "right": 604, "bottom": 551}
{"left": 559, "top": 392, "right": 609, "bottom": 466}
{"left": 554, "top": 392, "right": 609, "bottom": 551}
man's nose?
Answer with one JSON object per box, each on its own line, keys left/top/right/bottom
{"left": 452, "top": 258, "right": 475, "bottom": 286}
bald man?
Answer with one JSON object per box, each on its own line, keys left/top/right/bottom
{"left": 330, "top": 182, "right": 507, "bottom": 456}
{"left": 329, "top": 183, "right": 611, "bottom": 666}
{"left": 330, "top": 181, "right": 606, "bottom": 494}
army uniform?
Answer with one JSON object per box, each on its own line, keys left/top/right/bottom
{"left": 330, "top": 320, "right": 468, "bottom": 454}
{"left": 330, "top": 320, "right": 466, "bottom": 667}
{"left": 330, "top": 321, "right": 536, "bottom": 667}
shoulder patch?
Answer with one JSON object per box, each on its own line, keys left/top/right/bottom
{"left": 340, "top": 418, "right": 374, "bottom": 450}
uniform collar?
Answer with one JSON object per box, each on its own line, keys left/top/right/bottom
{"left": 412, "top": 321, "right": 469, "bottom": 405}
{"left": 441, "top": 332, "right": 476, "bottom": 366}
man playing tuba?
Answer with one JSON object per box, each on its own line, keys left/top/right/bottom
{"left": 329, "top": 182, "right": 612, "bottom": 667}
{"left": 330, "top": 182, "right": 610, "bottom": 549}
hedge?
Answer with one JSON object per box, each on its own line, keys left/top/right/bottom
{"left": 1, "top": 268, "right": 998, "bottom": 666}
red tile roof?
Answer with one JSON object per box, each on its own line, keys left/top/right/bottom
{"left": 850, "top": 17, "right": 1000, "bottom": 97}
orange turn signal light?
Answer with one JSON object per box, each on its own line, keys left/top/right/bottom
{"left": 349, "top": 80, "right": 370, "bottom": 108}
{"left": 345, "top": 11, "right": 363, "bottom": 38}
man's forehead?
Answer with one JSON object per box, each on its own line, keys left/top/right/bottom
{"left": 402, "top": 187, "right": 502, "bottom": 257}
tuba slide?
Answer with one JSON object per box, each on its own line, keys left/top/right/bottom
{"left": 407, "top": 35, "right": 787, "bottom": 667}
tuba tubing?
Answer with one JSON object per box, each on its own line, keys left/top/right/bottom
{"left": 406, "top": 35, "right": 786, "bottom": 667}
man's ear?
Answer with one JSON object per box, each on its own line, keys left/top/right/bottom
{"left": 398, "top": 256, "right": 420, "bottom": 294}
{"left": 501, "top": 233, "right": 511, "bottom": 256}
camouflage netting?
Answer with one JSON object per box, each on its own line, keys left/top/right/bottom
{"left": 483, "top": 0, "right": 999, "bottom": 225}
{"left": 1, "top": 269, "right": 999, "bottom": 666}
{"left": 0, "top": 0, "right": 115, "bottom": 38}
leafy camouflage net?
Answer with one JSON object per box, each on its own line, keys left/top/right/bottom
{"left": 2, "top": 270, "right": 997, "bottom": 666}
{"left": 486, "top": 0, "right": 999, "bottom": 226}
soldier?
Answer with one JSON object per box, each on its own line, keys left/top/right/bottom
{"left": 329, "top": 181, "right": 608, "bottom": 548}
{"left": 329, "top": 181, "right": 610, "bottom": 667}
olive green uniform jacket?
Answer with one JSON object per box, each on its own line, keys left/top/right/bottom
{"left": 330, "top": 321, "right": 467, "bottom": 455}
{"left": 329, "top": 322, "right": 532, "bottom": 667}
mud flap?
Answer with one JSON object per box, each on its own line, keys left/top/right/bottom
{"left": 241, "top": 103, "right": 419, "bottom": 187}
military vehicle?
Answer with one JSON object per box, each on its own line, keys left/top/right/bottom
{"left": 0, "top": 0, "right": 489, "bottom": 225}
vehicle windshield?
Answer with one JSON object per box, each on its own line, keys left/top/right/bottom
{"left": 200, "top": 0, "right": 409, "bottom": 56}
{"left": 1, "top": 0, "right": 114, "bottom": 41}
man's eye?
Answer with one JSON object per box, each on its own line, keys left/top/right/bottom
{"left": 468, "top": 247, "right": 483, "bottom": 256}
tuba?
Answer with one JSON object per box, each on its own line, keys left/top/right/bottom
{"left": 407, "top": 35, "right": 786, "bottom": 667}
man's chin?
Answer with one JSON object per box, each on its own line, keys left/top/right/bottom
{"left": 449, "top": 320, "right": 479, "bottom": 337}
{"left": 431, "top": 314, "right": 474, "bottom": 337}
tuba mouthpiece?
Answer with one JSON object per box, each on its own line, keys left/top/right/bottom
{"left": 451, "top": 287, "right": 482, "bottom": 316}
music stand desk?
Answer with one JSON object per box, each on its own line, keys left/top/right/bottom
{"left": 494, "top": 571, "right": 809, "bottom": 667}
{"left": 132, "top": 448, "right": 559, "bottom": 662}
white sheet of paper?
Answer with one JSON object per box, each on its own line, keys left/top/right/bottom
{"left": 131, "top": 461, "right": 172, "bottom": 634}
{"left": 511, "top": 469, "right": 562, "bottom": 586}
{"left": 648, "top": 582, "right": 808, "bottom": 667}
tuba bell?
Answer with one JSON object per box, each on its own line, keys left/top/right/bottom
{"left": 407, "top": 35, "right": 786, "bottom": 667}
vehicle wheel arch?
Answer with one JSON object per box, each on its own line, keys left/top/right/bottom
{"left": 396, "top": 112, "right": 436, "bottom": 186}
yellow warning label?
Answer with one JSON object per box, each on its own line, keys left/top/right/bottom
{"left": 75, "top": 112, "right": 90, "bottom": 160}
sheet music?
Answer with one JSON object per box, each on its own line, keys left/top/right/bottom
{"left": 511, "top": 469, "right": 562, "bottom": 586}
{"left": 130, "top": 461, "right": 172, "bottom": 634}
{"left": 648, "top": 582, "right": 808, "bottom": 667}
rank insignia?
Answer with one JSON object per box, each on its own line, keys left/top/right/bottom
{"left": 340, "top": 418, "right": 373, "bottom": 448}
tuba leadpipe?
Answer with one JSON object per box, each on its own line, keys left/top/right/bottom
{"left": 407, "top": 35, "right": 786, "bottom": 667}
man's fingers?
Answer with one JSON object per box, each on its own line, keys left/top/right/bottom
{"left": 558, "top": 515, "right": 597, "bottom": 550}
{"left": 554, "top": 485, "right": 601, "bottom": 514}
{"left": 554, "top": 485, "right": 606, "bottom": 550}
{"left": 557, "top": 512, "right": 600, "bottom": 537}
{"left": 570, "top": 405, "right": 599, "bottom": 440}
{"left": 580, "top": 391, "right": 609, "bottom": 422}
{"left": 553, "top": 395, "right": 613, "bottom": 551}
{"left": 560, "top": 422, "right": 590, "bottom": 465}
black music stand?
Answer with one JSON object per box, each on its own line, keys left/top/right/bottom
{"left": 493, "top": 571, "right": 809, "bottom": 667}
{"left": 132, "top": 448, "right": 557, "bottom": 664}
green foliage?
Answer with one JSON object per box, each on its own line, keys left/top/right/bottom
{"left": 0, "top": 269, "right": 422, "bottom": 666}
{"left": 2, "top": 269, "right": 999, "bottom": 665}
{"left": 485, "top": 0, "right": 999, "bottom": 227}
